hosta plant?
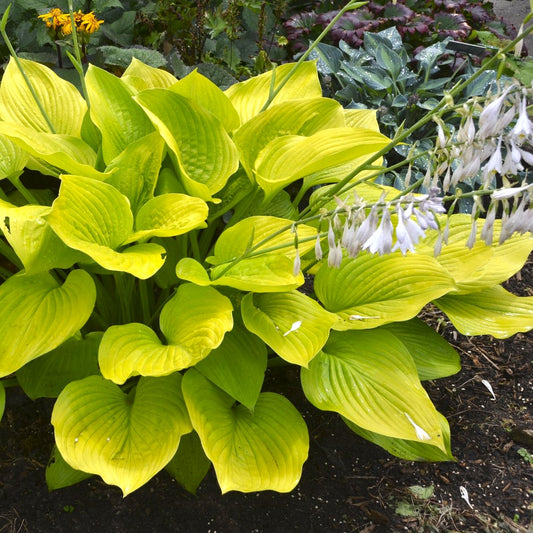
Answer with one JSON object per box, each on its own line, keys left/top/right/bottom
{"left": 0, "top": 3, "right": 532, "bottom": 497}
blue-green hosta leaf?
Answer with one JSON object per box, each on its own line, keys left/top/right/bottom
{"left": 0, "top": 134, "right": 29, "bottom": 179}
{"left": 17, "top": 332, "right": 102, "bottom": 400}
{"left": 105, "top": 132, "right": 165, "bottom": 214}
{"left": 52, "top": 374, "right": 192, "bottom": 496}
{"left": 382, "top": 319, "right": 461, "bottom": 381}
{"left": 0, "top": 57, "right": 87, "bottom": 135}
{"left": 314, "top": 254, "right": 455, "bottom": 330}
{"left": 224, "top": 61, "right": 322, "bottom": 125}
{"left": 344, "top": 413, "right": 454, "bottom": 462}
{"left": 125, "top": 193, "right": 208, "bottom": 243}
{"left": 195, "top": 325, "right": 267, "bottom": 411}
{"left": 255, "top": 128, "right": 390, "bottom": 202}
{"left": 86, "top": 64, "right": 155, "bottom": 164}
{"left": 99, "top": 284, "right": 233, "bottom": 384}
{"left": 170, "top": 69, "right": 240, "bottom": 132}
{"left": 418, "top": 215, "right": 533, "bottom": 294}
{"left": 135, "top": 89, "right": 239, "bottom": 202}
{"left": 121, "top": 57, "right": 178, "bottom": 92}
{"left": 301, "top": 330, "right": 445, "bottom": 450}
{"left": 183, "top": 369, "right": 309, "bottom": 493}
{"left": 435, "top": 285, "right": 533, "bottom": 339}
{"left": 0, "top": 270, "right": 96, "bottom": 377}
{"left": 46, "top": 445, "right": 93, "bottom": 491}
{"left": 241, "top": 291, "right": 338, "bottom": 367}
{"left": 0, "top": 123, "right": 107, "bottom": 180}
{"left": 233, "top": 98, "right": 345, "bottom": 179}
{"left": 46, "top": 175, "right": 166, "bottom": 279}
{"left": 0, "top": 201, "right": 85, "bottom": 274}
{"left": 164, "top": 431, "right": 211, "bottom": 495}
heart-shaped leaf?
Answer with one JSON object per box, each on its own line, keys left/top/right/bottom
{"left": 52, "top": 374, "right": 192, "bottom": 496}
{"left": 122, "top": 57, "right": 178, "bottom": 92}
{"left": 301, "top": 329, "right": 445, "bottom": 450}
{"left": 435, "top": 285, "right": 533, "bottom": 338}
{"left": 0, "top": 270, "right": 96, "bottom": 377}
{"left": 183, "top": 369, "right": 309, "bottom": 493}
{"left": 315, "top": 254, "right": 455, "bottom": 330}
{"left": 99, "top": 284, "right": 233, "bottom": 384}
{"left": 46, "top": 445, "right": 93, "bottom": 491}
{"left": 241, "top": 291, "right": 337, "bottom": 367}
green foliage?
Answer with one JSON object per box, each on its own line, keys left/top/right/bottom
{"left": 0, "top": 24, "right": 532, "bottom": 497}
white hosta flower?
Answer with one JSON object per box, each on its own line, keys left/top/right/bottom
{"left": 314, "top": 234, "right": 323, "bottom": 261}
{"left": 511, "top": 96, "right": 533, "bottom": 145}
{"left": 477, "top": 86, "right": 513, "bottom": 139}
{"left": 491, "top": 183, "right": 532, "bottom": 200}
{"left": 292, "top": 249, "right": 301, "bottom": 276}
{"left": 404, "top": 412, "right": 431, "bottom": 441}
{"left": 363, "top": 207, "right": 393, "bottom": 255}
{"left": 327, "top": 241, "right": 343, "bottom": 268}
{"left": 502, "top": 139, "right": 524, "bottom": 175}
{"left": 414, "top": 207, "right": 438, "bottom": 230}
{"left": 354, "top": 204, "right": 378, "bottom": 244}
{"left": 283, "top": 321, "right": 302, "bottom": 337}
{"left": 480, "top": 204, "right": 497, "bottom": 245}
{"left": 481, "top": 136, "right": 503, "bottom": 187}
{"left": 499, "top": 194, "right": 533, "bottom": 243}
{"left": 466, "top": 219, "right": 477, "bottom": 249}
{"left": 451, "top": 154, "right": 481, "bottom": 186}
{"left": 392, "top": 204, "right": 426, "bottom": 255}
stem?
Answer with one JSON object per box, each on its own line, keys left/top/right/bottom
{"left": 189, "top": 231, "right": 202, "bottom": 262}
{"left": 139, "top": 279, "right": 151, "bottom": 325}
{"left": 8, "top": 172, "right": 40, "bottom": 205}
{"left": 67, "top": 1, "right": 91, "bottom": 107}
{"left": 0, "top": 6, "right": 57, "bottom": 134}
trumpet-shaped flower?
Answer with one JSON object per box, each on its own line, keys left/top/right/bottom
{"left": 363, "top": 207, "right": 393, "bottom": 255}
{"left": 392, "top": 204, "right": 426, "bottom": 255}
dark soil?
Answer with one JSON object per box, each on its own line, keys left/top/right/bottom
{"left": 1, "top": 262, "right": 532, "bottom": 533}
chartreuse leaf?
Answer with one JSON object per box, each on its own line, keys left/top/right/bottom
{"left": 344, "top": 412, "right": 454, "bottom": 462}
{"left": 105, "top": 132, "right": 165, "bottom": 214}
{"left": 46, "top": 445, "right": 92, "bottom": 491}
{"left": 315, "top": 254, "right": 454, "bottom": 330}
{"left": 0, "top": 134, "right": 28, "bottom": 178}
{"left": 254, "top": 128, "right": 390, "bottom": 201}
{"left": 46, "top": 175, "right": 166, "bottom": 279}
{"left": 17, "top": 332, "right": 102, "bottom": 400}
{"left": 52, "top": 374, "right": 192, "bottom": 496}
{"left": 99, "top": 284, "right": 233, "bottom": 384}
{"left": 165, "top": 431, "right": 211, "bottom": 495}
{"left": 121, "top": 57, "right": 178, "bottom": 92}
{"left": 343, "top": 109, "right": 380, "bottom": 130}
{"left": 224, "top": 61, "right": 322, "bottom": 124}
{"left": 0, "top": 381, "right": 5, "bottom": 422}
{"left": 125, "top": 193, "right": 208, "bottom": 244}
{"left": 135, "top": 89, "right": 239, "bottom": 202}
{"left": 170, "top": 69, "right": 240, "bottom": 132}
{"left": 435, "top": 285, "right": 533, "bottom": 339}
{"left": 85, "top": 64, "right": 155, "bottom": 164}
{"left": 0, "top": 270, "right": 96, "bottom": 377}
{"left": 0, "top": 202, "right": 85, "bottom": 274}
{"left": 195, "top": 325, "right": 267, "bottom": 411}
{"left": 233, "top": 98, "right": 345, "bottom": 179}
{"left": 241, "top": 291, "right": 338, "bottom": 367}
{"left": 301, "top": 330, "right": 445, "bottom": 450}
{"left": 0, "top": 57, "right": 86, "bottom": 135}
{"left": 418, "top": 215, "right": 533, "bottom": 294}
{"left": 382, "top": 319, "right": 460, "bottom": 381}
{"left": 0, "top": 123, "right": 106, "bottom": 180}
{"left": 183, "top": 369, "right": 309, "bottom": 493}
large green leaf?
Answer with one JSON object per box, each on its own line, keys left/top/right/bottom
{"left": 46, "top": 445, "right": 93, "bottom": 491}
{"left": 0, "top": 134, "right": 28, "bottom": 179}
{"left": 301, "top": 330, "right": 446, "bottom": 449}
{"left": 254, "top": 127, "right": 391, "bottom": 201}
{"left": 382, "top": 319, "right": 461, "bottom": 381}
{"left": 241, "top": 291, "right": 338, "bottom": 367}
{"left": 52, "top": 374, "right": 192, "bottom": 496}
{"left": 314, "top": 254, "right": 455, "bottom": 330}
{"left": 86, "top": 64, "right": 155, "bottom": 164}
{"left": 164, "top": 431, "right": 211, "bottom": 495}
{"left": 224, "top": 61, "right": 322, "bottom": 124}
{"left": 195, "top": 325, "right": 267, "bottom": 411}
{"left": 0, "top": 201, "right": 85, "bottom": 274}
{"left": 0, "top": 57, "right": 87, "bottom": 135}
{"left": 125, "top": 193, "right": 208, "bottom": 243}
{"left": 135, "top": 88, "right": 239, "bottom": 201}
{"left": 343, "top": 109, "right": 380, "bottom": 130}
{"left": 46, "top": 175, "right": 166, "bottom": 279}
{"left": 105, "top": 132, "right": 165, "bottom": 214}
{"left": 435, "top": 285, "right": 533, "bottom": 338}
{"left": 17, "top": 332, "right": 102, "bottom": 400}
{"left": 183, "top": 369, "right": 309, "bottom": 493}
{"left": 0, "top": 270, "right": 96, "bottom": 377}
{"left": 233, "top": 98, "right": 345, "bottom": 179}
{"left": 344, "top": 413, "right": 454, "bottom": 462}
{"left": 121, "top": 57, "right": 178, "bottom": 92}
{"left": 99, "top": 284, "right": 233, "bottom": 384}
{"left": 0, "top": 123, "right": 106, "bottom": 180}
{"left": 170, "top": 69, "right": 240, "bottom": 132}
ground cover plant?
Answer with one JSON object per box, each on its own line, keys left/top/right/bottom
{"left": 0, "top": 0, "right": 532, "bottom": 514}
